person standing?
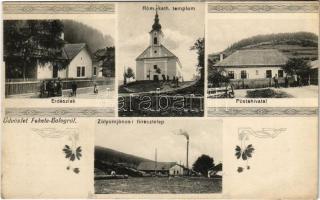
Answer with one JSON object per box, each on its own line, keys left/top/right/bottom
{"left": 93, "top": 84, "right": 98, "bottom": 94}
{"left": 47, "top": 80, "right": 53, "bottom": 97}
{"left": 39, "top": 81, "right": 46, "bottom": 98}
{"left": 71, "top": 81, "right": 77, "bottom": 97}
{"left": 285, "top": 75, "right": 289, "bottom": 88}
{"left": 273, "top": 74, "right": 279, "bottom": 88}
{"left": 293, "top": 74, "right": 298, "bottom": 87}
{"left": 56, "top": 79, "right": 62, "bottom": 96}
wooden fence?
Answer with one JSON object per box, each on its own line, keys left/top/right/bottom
{"left": 230, "top": 78, "right": 286, "bottom": 89}
{"left": 5, "top": 77, "right": 115, "bottom": 96}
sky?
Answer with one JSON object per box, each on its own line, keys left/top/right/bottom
{"left": 207, "top": 13, "right": 319, "bottom": 54}
{"left": 118, "top": 3, "right": 205, "bottom": 81}
{"left": 95, "top": 119, "right": 223, "bottom": 166}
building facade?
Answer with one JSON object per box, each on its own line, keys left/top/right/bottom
{"left": 37, "top": 43, "right": 94, "bottom": 80}
{"left": 136, "top": 11, "right": 183, "bottom": 81}
{"left": 215, "top": 49, "right": 288, "bottom": 80}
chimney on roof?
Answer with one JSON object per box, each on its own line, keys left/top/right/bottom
{"left": 220, "top": 53, "right": 224, "bottom": 61}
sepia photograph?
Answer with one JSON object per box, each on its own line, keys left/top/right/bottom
{"left": 94, "top": 120, "right": 222, "bottom": 194}
{"left": 117, "top": 3, "right": 204, "bottom": 117}
{"left": 4, "top": 18, "right": 115, "bottom": 99}
{"left": 207, "top": 13, "right": 318, "bottom": 98}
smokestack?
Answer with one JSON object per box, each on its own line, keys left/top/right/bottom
{"left": 154, "top": 148, "right": 157, "bottom": 174}
{"left": 220, "top": 53, "right": 224, "bottom": 61}
{"left": 174, "top": 129, "right": 190, "bottom": 175}
{"left": 186, "top": 138, "right": 189, "bottom": 174}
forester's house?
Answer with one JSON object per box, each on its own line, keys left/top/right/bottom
{"left": 214, "top": 49, "right": 288, "bottom": 88}
{"left": 37, "top": 43, "right": 97, "bottom": 79}
{"left": 137, "top": 161, "right": 187, "bottom": 176}
{"left": 135, "top": 11, "right": 183, "bottom": 81}
{"left": 5, "top": 42, "right": 107, "bottom": 96}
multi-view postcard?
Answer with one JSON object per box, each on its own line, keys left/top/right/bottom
{"left": 1, "top": 1, "right": 319, "bottom": 200}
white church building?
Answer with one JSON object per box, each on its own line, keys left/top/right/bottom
{"left": 135, "top": 11, "right": 183, "bottom": 81}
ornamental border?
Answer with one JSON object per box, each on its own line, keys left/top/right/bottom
{"left": 208, "top": 1, "right": 319, "bottom": 13}
{"left": 3, "top": 2, "right": 115, "bottom": 14}
{"left": 207, "top": 107, "right": 318, "bottom": 117}
{"left": 5, "top": 107, "right": 115, "bottom": 117}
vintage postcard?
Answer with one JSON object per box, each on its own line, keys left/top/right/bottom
{"left": 1, "top": 1, "right": 319, "bottom": 199}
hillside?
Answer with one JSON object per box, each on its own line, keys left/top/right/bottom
{"left": 209, "top": 32, "right": 318, "bottom": 65}
{"left": 62, "top": 20, "right": 114, "bottom": 53}
{"left": 95, "top": 146, "right": 152, "bottom": 169}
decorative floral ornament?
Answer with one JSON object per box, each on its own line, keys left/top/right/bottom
{"left": 235, "top": 128, "right": 285, "bottom": 173}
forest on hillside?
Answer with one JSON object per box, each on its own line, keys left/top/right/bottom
{"left": 95, "top": 146, "right": 151, "bottom": 168}
{"left": 225, "top": 32, "right": 318, "bottom": 53}
{"left": 62, "top": 20, "right": 114, "bottom": 53}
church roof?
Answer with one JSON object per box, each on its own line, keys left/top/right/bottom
{"left": 215, "top": 49, "right": 288, "bottom": 67}
{"left": 136, "top": 45, "right": 177, "bottom": 61}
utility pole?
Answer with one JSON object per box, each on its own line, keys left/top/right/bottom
{"left": 186, "top": 137, "right": 189, "bottom": 175}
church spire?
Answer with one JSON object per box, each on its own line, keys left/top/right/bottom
{"left": 152, "top": 8, "right": 161, "bottom": 31}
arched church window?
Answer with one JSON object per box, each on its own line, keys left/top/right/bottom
{"left": 154, "top": 37, "right": 158, "bottom": 45}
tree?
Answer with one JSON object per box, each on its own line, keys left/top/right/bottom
{"left": 4, "top": 20, "right": 66, "bottom": 79}
{"left": 192, "top": 154, "right": 214, "bottom": 176}
{"left": 124, "top": 67, "right": 135, "bottom": 83}
{"left": 283, "top": 57, "right": 312, "bottom": 77}
{"left": 190, "top": 38, "right": 205, "bottom": 81}
{"left": 208, "top": 58, "right": 229, "bottom": 87}
{"left": 94, "top": 46, "right": 115, "bottom": 77}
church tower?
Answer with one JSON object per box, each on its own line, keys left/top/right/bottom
{"left": 149, "top": 10, "right": 164, "bottom": 47}
{"left": 135, "top": 9, "right": 183, "bottom": 81}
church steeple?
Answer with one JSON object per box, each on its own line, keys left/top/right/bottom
{"left": 149, "top": 9, "right": 163, "bottom": 47}
{"left": 152, "top": 9, "right": 161, "bottom": 31}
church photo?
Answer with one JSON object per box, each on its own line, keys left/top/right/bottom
{"left": 118, "top": 3, "right": 204, "bottom": 117}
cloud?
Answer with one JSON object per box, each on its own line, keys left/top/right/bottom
{"left": 163, "top": 28, "right": 194, "bottom": 50}
{"left": 120, "top": 33, "right": 149, "bottom": 51}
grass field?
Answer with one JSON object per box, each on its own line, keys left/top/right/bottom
{"left": 95, "top": 177, "right": 222, "bottom": 194}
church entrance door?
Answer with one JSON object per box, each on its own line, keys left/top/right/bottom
{"left": 153, "top": 75, "right": 159, "bottom": 81}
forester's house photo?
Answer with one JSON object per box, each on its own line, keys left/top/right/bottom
{"left": 4, "top": 19, "right": 115, "bottom": 99}
{"left": 118, "top": 3, "right": 205, "bottom": 117}
{"left": 207, "top": 13, "right": 318, "bottom": 98}
{"left": 94, "top": 120, "right": 223, "bottom": 194}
